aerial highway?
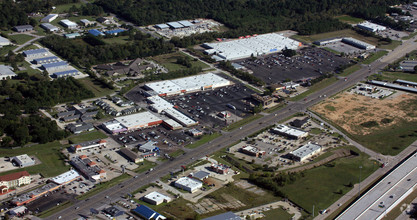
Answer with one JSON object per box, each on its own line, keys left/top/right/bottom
{"left": 46, "top": 36, "right": 417, "bottom": 220}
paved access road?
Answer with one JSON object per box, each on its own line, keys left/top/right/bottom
{"left": 46, "top": 36, "right": 417, "bottom": 220}
{"left": 337, "top": 151, "right": 417, "bottom": 220}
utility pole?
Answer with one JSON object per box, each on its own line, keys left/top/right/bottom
{"left": 358, "top": 165, "right": 362, "bottom": 197}
{"left": 313, "top": 205, "right": 315, "bottom": 217}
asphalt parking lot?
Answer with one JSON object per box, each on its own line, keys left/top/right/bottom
{"left": 237, "top": 47, "right": 350, "bottom": 84}
{"left": 25, "top": 188, "right": 76, "bottom": 214}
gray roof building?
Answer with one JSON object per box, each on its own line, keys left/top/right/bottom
{"left": 67, "top": 122, "right": 94, "bottom": 134}
{"left": 13, "top": 25, "right": 33, "bottom": 32}
{"left": 0, "top": 65, "right": 16, "bottom": 80}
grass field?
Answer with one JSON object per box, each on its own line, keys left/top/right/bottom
{"left": 264, "top": 103, "right": 286, "bottom": 113}
{"left": 185, "top": 133, "right": 222, "bottom": 149}
{"left": 339, "top": 64, "right": 361, "bottom": 77}
{"left": 290, "top": 77, "right": 338, "bottom": 101}
{"left": 362, "top": 50, "right": 388, "bottom": 64}
{"left": 0, "top": 141, "right": 70, "bottom": 177}
{"left": 76, "top": 173, "right": 130, "bottom": 200}
{"left": 132, "top": 160, "right": 157, "bottom": 173}
{"left": 78, "top": 77, "right": 115, "bottom": 97}
{"left": 68, "top": 130, "right": 107, "bottom": 144}
{"left": 369, "top": 71, "right": 417, "bottom": 82}
{"left": 168, "top": 149, "right": 185, "bottom": 158}
{"left": 52, "top": 3, "right": 84, "bottom": 13}
{"left": 0, "top": 45, "right": 17, "bottom": 56}
{"left": 223, "top": 114, "right": 264, "bottom": 131}
{"left": 403, "top": 31, "right": 417, "bottom": 40}
{"left": 379, "top": 40, "right": 402, "bottom": 50}
{"left": 336, "top": 15, "right": 364, "bottom": 24}
{"left": 7, "top": 34, "right": 34, "bottom": 45}
{"left": 151, "top": 52, "right": 210, "bottom": 72}
{"left": 102, "top": 36, "right": 130, "bottom": 44}
{"left": 263, "top": 207, "right": 294, "bottom": 220}
{"left": 281, "top": 147, "right": 377, "bottom": 212}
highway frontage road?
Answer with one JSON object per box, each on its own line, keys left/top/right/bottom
{"left": 46, "top": 36, "right": 417, "bottom": 220}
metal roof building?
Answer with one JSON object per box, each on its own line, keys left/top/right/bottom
{"left": 342, "top": 37, "right": 376, "bottom": 50}
{"left": 167, "top": 21, "right": 184, "bottom": 29}
{"left": 120, "top": 148, "right": 143, "bottom": 163}
{"left": 13, "top": 25, "right": 33, "bottom": 32}
{"left": 53, "top": 69, "right": 79, "bottom": 78}
{"left": 23, "top": 48, "right": 48, "bottom": 57}
{"left": 368, "top": 80, "right": 417, "bottom": 93}
{"left": 40, "top": 23, "right": 59, "bottom": 32}
{"left": 399, "top": 60, "right": 417, "bottom": 72}
{"left": 203, "top": 212, "right": 242, "bottom": 220}
{"left": 0, "top": 65, "right": 16, "bottom": 80}
{"left": 395, "top": 79, "right": 417, "bottom": 87}
{"left": 132, "top": 205, "right": 166, "bottom": 220}
{"left": 178, "top": 20, "right": 194, "bottom": 27}
{"left": 49, "top": 170, "right": 80, "bottom": 185}
{"left": 174, "top": 177, "right": 203, "bottom": 193}
{"left": 64, "top": 32, "right": 81, "bottom": 39}
{"left": 41, "top": 14, "right": 58, "bottom": 23}
{"left": 42, "top": 61, "right": 68, "bottom": 71}
{"left": 155, "top": 24, "right": 169, "bottom": 29}
{"left": 271, "top": 124, "right": 309, "bottom": 139}
{"left": 80, "top": 19, "right": 92, "bottom": 26}
{"left": 203, "top": 33, "right": 301, "bottom": 60}
{"left": 289, "top": 143, "right": 322, "bottom": 162}
{"left": 88, "top": 29, "right": 104, "bottom": 36}
{"left": 0, "top": 36, "right": 10, "bottom": 47}
{"left": 145, "top": 72, "right": 232, "bottom": 96}
{"left": 59, "top": 19, "right": 77, "bottom": 29}
{"left": 33, "top": 56, "right": 59, "bottom": 64}
{"left": 357, "top": 21, "right": 387, "bottom": 32}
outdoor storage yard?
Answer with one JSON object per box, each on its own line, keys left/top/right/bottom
{"left": 311, "top": 89, "right": 417, "bottom": 155}
{"left": 236, "top": 47, "right": 350, "bottom": 84}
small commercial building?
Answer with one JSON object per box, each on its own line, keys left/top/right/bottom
{"left": 13, "top": 25, "right": 33, "bottom": 32}
{"left": 96, "top": 17, "right": 111, "bottom": 24}
{"left": 23, "top": 48, "right": 48, "bottom": 58}
{"left": 70, "top": 155, "right": 106, "bottom": 182}
{"left": 103, "top": 206, "right": 124, "bottom": 218}
{"left": 290, "top": 117, "right": 309, "bottom": 128}
{"left": 64, "top": 32, "right": 81, "bottom": 39}
{"left": 41, "top": 14, "right": 58, "bottom": 23}
{"left": 41, "top": 61, "right": 68, "bottom": 71}
{"left": 59, "top": 19, "right": 77, "bottom": 29}
{"left": 251, "top": 93, "right": 274, "bottom": 106}
{"left": 174, "top": 177, "right": 202, "bottom": 193}
{"left": 289, "top": 143, "right": 322, "bottom": 162}
{"left": 139, "top": 141, "right": 158, "bottom": 153}
{"left": 217, "top": 111, "right": 231, "bottom": 118}
{"left": 271, "top": 124, "right": 309, "bottom": 139}
{"left": 120, "top": 148, "right": 143, "bottom": 163}
{"left": 11, "top": 154, "right": 35, "bottom": 167}
{"left": 71, "top": 139, "right": 107, "bottom": 153}
{"left": 40, "top": 23, "right": 59, "bottom": 32}
{"left": 187, "top": 129, "right": 203, "bottom": 137}
{"left": 211, "top": 163, "right": 229, "bottom": 174}
{"left": 191, "top": 171, "right": 210, "bottom": 181}
{"left": 80, "top": 19, "right": 92, "bottom": 26}
{"left": 0, "top": 36, "right": 11, "bottom": 47}
{"left": 0, "top": 65, "right": 16, "bottom": 80}
{"left": 132, "top": 205, "right": 166, "bottom": 220}
{"left": 357, "top": 21, "right": 386, "bottom": 32}
{"left": 143, "top": 191, "right": 172, "bottom": 205}
{"left": 0, "top": 171, "right": 31, "bottom": 193}
{"left": 49, "top": 170, "right": 81, "bottom": 185}
{"left": 67, "top": 122, "right": 94, "bottom": 134}
{"left": 240, "top": 146, "right": 266, "bottom": 158}
{"left": 8, "top": 206, "right": 28, "bottom": 217}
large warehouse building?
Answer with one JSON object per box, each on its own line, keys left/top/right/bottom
{"left": 144, "top": 72, "right": 232, "bottom": 96}
{"left": 203, "top": 33, "right": 301, "bottom": 60}
{"left": 102, "top": 111, "right": 163, "bottom": 134}
{"left": 289, "top": 143, "right": 322, "bottom": 162}
{"left": 357, "top": 21, "right": 386, "bottom": 32}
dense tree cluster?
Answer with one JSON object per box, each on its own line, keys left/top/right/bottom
{"left": 68, "top": 3, "right": 104, "bottom": 16}
{"left": 0, "top": 77, "right": 93, "bottom": 147}
{"left": 0, "top": 0, "right": 79, "bottom": 29}
{"left": 40, "top": 32, "right": 175, "bottom": 68}
{"left": 97, "top": 0, "right": 409, "bottom": 36}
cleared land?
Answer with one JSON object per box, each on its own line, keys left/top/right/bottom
{"left": 68, "top": 130, "right": 107, "bottom": 144}
{"left": 151, "top": 52, "right": 209, "bottom": 72}
{"left": 78, "top": 77, "right": 115, "bottom": 97}
{"left": 369, "top": 71, "right": 417, "bottom": 82}
{"left": 290, "top": 77, "right": 338, "bottom": 101}
{"left": 336, "top": 15, "right": 365, "bottom": 24}
{"left": 7, "top": 34, "right": 34, "bottom": 45}
{"left": 311, "top": 91, "right": 417, "bottom": 155}
{"left": 362, "top": 50, "right": 388, "bottom": 64}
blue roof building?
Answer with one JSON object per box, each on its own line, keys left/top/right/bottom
{"left": 88, "top": 29, "right": 104, "bottom": 37}
{"left": 33, "top": 56, "right": 58, "bottom": 64}
{"left": 203, "top": 212, "right": 242, "bottom": 220}
{"left": 42, "top": 61, "right": 68, "bottom": 71}
{"left": 105, "top": 29, "right": 126, "bottom": 35}
{"left": 132, "top": 205, "right": 166, "bottom": 220}
{"left": 53, "top": 69, "right": 79, "bottom": 78}
{"left": 23, "top": 48, "right": 48, "bottom": 57}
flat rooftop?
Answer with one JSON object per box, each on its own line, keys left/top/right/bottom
{"left": 175, "top": 177, "right": 202, "bottom": 188}
{"left": 290, "top": 143, "right": 321, "bottom": 159}
{"left": 49, "top": 170, "right": 80, "bottom": 185}
{"left": 115, "top": 111, "right": 162, "bottom": 128}
{"left": 272, "top": 124, "right": 308, "bottom": 137}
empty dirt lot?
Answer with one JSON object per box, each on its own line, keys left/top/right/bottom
{"left": 311, "top": 90, "right": 417, "bottom": 155}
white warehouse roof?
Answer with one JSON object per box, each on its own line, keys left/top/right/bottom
{"left": 59, "top": 19, "right": 77, "bottom": 27}
{"left": 204, "top": 33, "right": 301, "bottom": 60}
{"left": 163, "top": 108, "right": 197, "bottom": 127}
{"left": 175, "top": 177, "right": 202, "bottom": 189}
{"left": 272, "top": 124, "right": 308, "bottom": 138}
{"left": 145, "top": 73, "right": 232, "bottom": 95}
{"left": 290, "top": 143, "right": 322, "bottom": 161}
{"left": 357, "top": 21, "right": 386, "bottom": 32}
{"left": 115, "top": 111, "right": 162, "bottom": 128}
{"left": 144, "top": 191, "right": 171, "bottom": 204}
{"left": 50, "top": 170, "right": 80, "bottom": 185}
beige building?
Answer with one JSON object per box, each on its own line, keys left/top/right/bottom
{"left": 0, "top": 171, "right": 31, "bottom": 193}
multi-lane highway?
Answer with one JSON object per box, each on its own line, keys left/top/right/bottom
{"left": 46, "top": 36, "right": 417, "bottom": 220}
